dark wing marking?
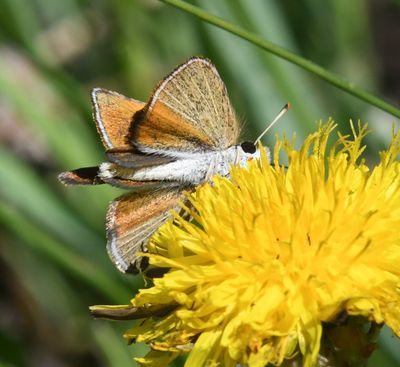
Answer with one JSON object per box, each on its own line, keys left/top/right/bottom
{"left": 58, "top": 166, "right": 103, "bottom": 185}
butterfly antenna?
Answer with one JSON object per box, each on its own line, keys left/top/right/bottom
{"left": 254, "top": 102, "right": 291, "bottom": 145}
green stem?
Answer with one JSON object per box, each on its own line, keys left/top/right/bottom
{"left": 160, "top": 0, "right": 400, "bottom": 119}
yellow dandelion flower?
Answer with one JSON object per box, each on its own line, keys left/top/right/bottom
{"left": 108, "top": 121, "right": 400, "bottom": 366}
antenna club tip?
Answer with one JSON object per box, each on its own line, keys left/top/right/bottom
{"left": 254, "top": 102, "right": 291, "bottom": 144}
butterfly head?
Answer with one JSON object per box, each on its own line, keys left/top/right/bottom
{"left": 235, "top": 141, "right": 269, "bottom": 168}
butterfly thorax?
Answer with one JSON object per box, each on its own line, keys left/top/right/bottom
{"left": 99, "top": 145, "right": 261, "bottom": 186}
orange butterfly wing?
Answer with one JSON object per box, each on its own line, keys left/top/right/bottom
{"left": 106, "top": 187, "right": 186, "bottom": 273}
{"left": 132, "top": 57, "right": 240, "bottom": 154}
{"left": 92, "top": 88, "right": 145, "bottom": 151}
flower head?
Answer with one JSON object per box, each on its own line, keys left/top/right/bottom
{"left": 123, "top": 121, "right": 400, "bottom": 366}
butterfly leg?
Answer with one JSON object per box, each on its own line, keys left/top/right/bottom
{"left": 234, "top": 152, "right": 241, "bottom": 166}
{"left": 205, "top": 157, "right": 216, "bottom": 182}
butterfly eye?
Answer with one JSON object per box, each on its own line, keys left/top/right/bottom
{"left": 240, "top": 141, "right": 257, "bottom": 154}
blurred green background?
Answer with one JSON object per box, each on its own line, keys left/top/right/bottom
{"left": 0, "top": 0, "right": 399, "bottom": 366}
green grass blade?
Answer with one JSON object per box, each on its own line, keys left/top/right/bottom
{"left": 160, "top": 0, "right": 400, "bottom": 119}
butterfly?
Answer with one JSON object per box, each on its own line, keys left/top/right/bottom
{"left": 59, "top": 57, "right": 284, "bottom": 274}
